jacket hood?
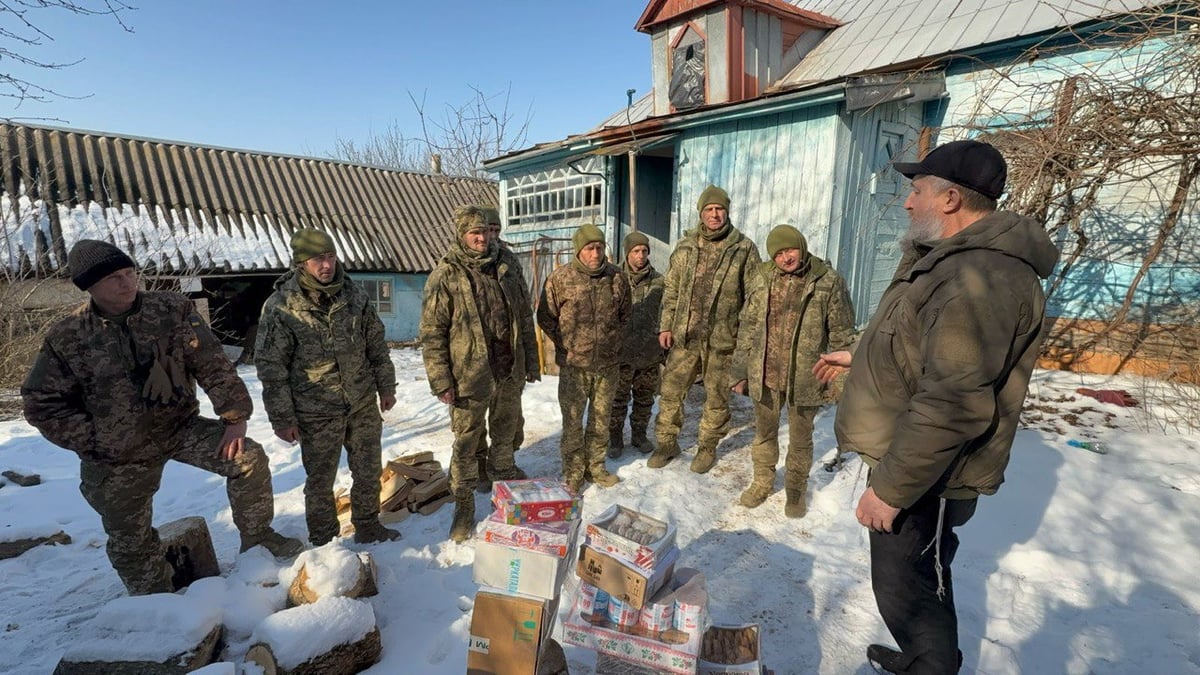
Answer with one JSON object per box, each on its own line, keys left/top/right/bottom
{"left": 908, "top": 211, "right": 1059, "bottom": 280}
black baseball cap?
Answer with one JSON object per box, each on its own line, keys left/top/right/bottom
{"left": 893, "top": 140, "right": 1007, "bottom": 200}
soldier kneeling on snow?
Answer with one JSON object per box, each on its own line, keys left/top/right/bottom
{"left": 21, "top": 240, "right": 303, "bottom": 595}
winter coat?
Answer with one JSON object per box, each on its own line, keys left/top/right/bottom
{"left": 537, "top": 261, "right": 631, "bottom": 370}
{"left": 834, "top": 211, "right": 1060, "bottom": 508}
{"left": 255, "top": 269, "right": 396, "bottom": 428}
{"left": 659, "top": 226, "right": 761, "bottom": 353}
{"left": 731, "top": 257, "right": 856, "bottom": 406}
{"left": 419, "top": 246, "right": 538, "bottom": 399}
{"left": 21, "top": 292, "right": 251, "bottom": 464}
{"left": 620, "top": 263, "right": 666, "bottom": 368}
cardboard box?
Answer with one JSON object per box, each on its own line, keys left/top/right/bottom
{"left": 562, "top": 591, "right": 700, "bottom": 675}
{"left": 697, "top": 624, "right": 761, "bottom": 675}
{"left": 467, "top": 591, "right": 554, "bottom": 675}
{"left": 586, "top": 504, "right": 678, "bottom": 572}
{"left": 492, "top": 478, "right": 582, "bottom": 525}
{"left": 480, "top": 510, "right": 580, "bottom": 557}
{"left": 576, "top": 544, "right": 679, "bottom": 610}
{"left": 473, "top": 525, "right": 578, "bottom": 600}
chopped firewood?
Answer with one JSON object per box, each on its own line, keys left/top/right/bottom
{"left": 2, "top": 470, "right": 41, "bottom": 487}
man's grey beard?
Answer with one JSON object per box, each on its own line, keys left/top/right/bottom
{"left": 901, "top": 216, "right": 943, "bottom": 246}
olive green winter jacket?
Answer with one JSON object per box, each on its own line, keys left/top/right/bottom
{"left": 659, "top": 225, "right": 761, "bottom": 353}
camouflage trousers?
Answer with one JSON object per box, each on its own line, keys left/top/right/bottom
{"left": 558, "top": 364, "right": 619, "bottom": 483}
{"left": 298, "top": 401, "right": 383, "bottom": 545}
{"left": 750, "top": 387, "right": 819, "bottom": 490}
{"left": 454, "top": 374, "right": 524, "bottom": 494}
{"left": 78, "top": 416, "right": 275, "bottom": 595}
{"left": 609, "top": 364, "right": 661, "bottom": 440}
{"left": 655, "top": 344, "right": 734, "bottom": 448}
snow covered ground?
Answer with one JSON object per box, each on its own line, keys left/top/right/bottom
{"left": 0, "top": 347, "right": 1197, "bottom": 674}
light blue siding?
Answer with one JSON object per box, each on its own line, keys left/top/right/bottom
{"left": 354, "top": 272, "right": 427, "bottom": 342}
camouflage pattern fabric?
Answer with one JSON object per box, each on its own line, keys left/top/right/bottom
{"left": 447, "top": 396, "right": 486, "bottom": 495}
{"left": 748, "top": 388, "right": 819, "bottom": 491}
{"left": 609, "top": 364, "right": 661, "bottom": 440}
{"left": 619, "top": 263, "right": 666, "bottom": 369}
{"left": 537, "top": 261, "right": 631, "bottom": 370}
{"left": 558, "top": 364, "right": 620, "bottom": 483}
{"left": 658, "top": 225, "right": 760, "bottom": 353}
{"left": 485, "top": 373, "right": 525, "bottom": 471}
{"left": 297, "top": 402, "right": 383, "bottom": 545}
{"left": 655, "top": 345, "right": 734, "bottom": 448}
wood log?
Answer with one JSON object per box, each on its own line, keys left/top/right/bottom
{"left": 53, "top": 624, "right": 223, "bottom": 674}
{"left": 159, "top": 516, "right": 219, "bottom": 591}
{"left": 245, "top": 626, "right": 382, "bottom": 675}
{"left": 0, "top": 530, "right": 70, "bottom": 560}
{"left": 408, "top": 472, "right": 449, "bottom": 504}
{"left": 386, "top": 458, "right": 442, "bottom": 482}
{"left": 415, "top": 492, "right": 454, "bottom": 515}
{"left": 379, "top": 478, "right": 415, "bottom": 512}
{"left": 287, "top": 552, "right": 378, "bottom": 607}
{"left": 2, "top": 470, "right": 41, "bottom": 486}
{"left": 393, "top": 451, "right": 434, "bottom": 466}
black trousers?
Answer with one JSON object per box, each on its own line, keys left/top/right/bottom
{"left": 870, "top": 494, "right": 977, "bottom": 674}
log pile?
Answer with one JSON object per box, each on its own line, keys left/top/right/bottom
{"left": 336, "top": 451, "right": 452, "bottom": 536}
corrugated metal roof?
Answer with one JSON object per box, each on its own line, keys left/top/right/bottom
{"left": 591, "top": 92, "right": 657, "bottom": 132}
{"left": 0, "top": 122, "right": 498, "bottom": 276}
{"left": 779, "top": 0, "right": 1163, "bottom": 86}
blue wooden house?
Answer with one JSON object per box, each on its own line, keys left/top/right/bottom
{"left": 484, "top": 0, "right": 1198, "bottom": 356}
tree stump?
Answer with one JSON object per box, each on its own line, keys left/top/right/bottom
{"left": 286, "top": 552, "right": 378, "bottom": 607}
{"left": 53, "top": 624, "right": 223, "bottom": 674}
{"left": 245, "top": 626, "right": 382, "bottom": 675}
{"left": 159, "top": 516, "right": 219, "bottom": 591}
{"left": 0, "top": 530, "right": 70, "bottom": 560}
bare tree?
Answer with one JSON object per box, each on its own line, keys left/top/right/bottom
{"left": 330, "top": 84, "right": 532, "bottom": 178}
{"left": 1, "top": 0, "right": 135, "bottom": 109}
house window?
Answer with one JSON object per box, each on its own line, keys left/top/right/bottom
{"left": 670, "top": 27, "right": 706, "bottom": 111}
{"left": 359, "top": 278, "right": 394, "bottom": 315}
{"left": 506, "top": 159, "right": 605, "bottom": 227}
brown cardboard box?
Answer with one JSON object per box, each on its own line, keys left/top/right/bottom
{"left": 575, "top": 544, "right": 679, "bottom": 610}
{"left": 467, "top": 591, "right": 554, "bottom": 675}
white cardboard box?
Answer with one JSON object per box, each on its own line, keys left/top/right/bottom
{"left": 473, "top": 520, "right": 579, "bottom": 600}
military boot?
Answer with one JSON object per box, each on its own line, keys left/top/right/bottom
{"left": 784, "top": 488, "right": 808, "bottom": 518}
{"left": 608, "top": 429, "right": 624, "bottom": 459}
{"left": 646, "top": 437, "right": 680, "bottom": 469}
{"left": 475, "top": 457, "right": 492, "bottom": 493}
{"left": 449, "top": 491, "right": 476, "bottom": 543}
{"left": 589, "top": 466, "right": 621, "bottom": 488}
{"left": 739, "top": 468, "right": 775, "bottom": 508}
{"left": 491, "top": 464, "right": 528, "bottom": 481}
{"left": 631, "top": 429, "right": 654, "bottom": 454}
{"left": 690, "top": 443, "right": 718, "bottom": 474}
{"left": 240, "top": 529, "right": 305, "bottom": 559}
{"left": 354, "top": 521, "right": 402, "bottom": 544}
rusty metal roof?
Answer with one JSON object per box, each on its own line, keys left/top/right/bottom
{"left": 0, "top": 122, "right": 498, "bottom": 276}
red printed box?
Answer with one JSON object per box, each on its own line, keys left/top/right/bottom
{"left": 585, "top": 504, "right": 677, "bottom": 572}
{"left": 479, "top": 510, "right": 579, "bottom": 557}
{"left": 491, "top": 478, "right": 582, "bottom": 525}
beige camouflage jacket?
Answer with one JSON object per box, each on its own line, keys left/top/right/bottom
{"left": 537, "top": 261, "right": 631, "bottom": 370}
{"left": 659, "top": 225, "right": 761, "bottom": 353}
{"left": 419, "top": 246, "right": 538, "bottom": 400}
{"left": 731, "top": 257, "right": 856, "bottom": 406}
{"left": 21, "top": 292, "right": 251, "bottom": 464}
{"left": 255, "top": 269, "right": 396, "bottom": 428}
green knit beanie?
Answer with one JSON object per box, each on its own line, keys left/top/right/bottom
{"left": 697, "top": 185, "right": 730, "bottom": 212}
{"left": 623, "top": 231, "right": 649, "bottom": 257}
{"left": 291, "top": 228, "right": 336, "bottom": 264}
{"left": 573, "top": 223, "right": 605, "bottom": 256}
{"left": 766, "top": 224, "right": 808, "bottom": 259}
{"left": 453, "top": 205, "right": 488, "bottom": 236}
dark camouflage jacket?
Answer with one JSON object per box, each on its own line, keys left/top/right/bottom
{"left": 537, "top": 261, "right": 631, "bottom": 370}
{"left": 255, "top": 269, "right": 396, "bottom": 428}
{"left": 21, "top": 291, "right": 251, "bottom": 464}
{"left": 620, "top": 262, "right": 666, "bottom": 368}
{"left": 659, "top": 225, "right": 761, "bottom": 353}
{"left": 731, "top": 257, "right": 856, "bottom": 406}
{"left": 419, "top": 246, "right": 538, "bottom": 399}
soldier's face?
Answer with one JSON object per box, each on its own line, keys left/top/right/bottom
{"left": 578, "top": 241, "right": 606, "bottom": 271}
{"left": 701, "top": 204, "right": 728, "bottom": 231}
{"left": 627, "top": 244, "right": 649, "bottom": 270}
{"left": 486, "top": 224, "right": 501, "bottom": 245}
{"left": 303, "top": 251, "right": 337, "bottom": 283}
{"left": 463, "top": 227, "right": 488, "bottom": 253}
{"left": 773, "top": 248, "right": 803, "bottom": 273}
{"left": 88, "top": 267, "right": 139, "bottom": 314}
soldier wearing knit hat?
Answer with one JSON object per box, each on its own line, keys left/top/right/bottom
{"left": 608, "top": 231, "right": 665, "bottom": 458}
{"left": 68, "top": 239, "right": 136, "bottom": 291}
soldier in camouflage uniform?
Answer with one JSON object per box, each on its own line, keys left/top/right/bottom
{"left": 420, "top": 206, "right": 540, "bottom": 543}
{"left": 21, "top": 240, "right": 303, "bottom": 596}
{"left": 648, "top": 185, "right": 761, "bottom": 474}
{"left": 537, "top": 224, "right": 631, "bottom": 492}
{"left": 731, "top": 225, "right": 855, "bottom": 517}
{"left": 256, "top": 229, "right": 400, "bottom": 546}
{"left": 608, "top": 231, "right": 665, "bottom": 458}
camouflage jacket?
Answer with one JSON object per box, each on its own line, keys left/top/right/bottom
{"left": 620, "top": 262, "right": 666, "bottom": 368}
{"left": 537, "top": 261, "right": 631, "bottom": 370}
{"left": 659, "top": 225, "right": 761, "bottom": 353}
{"left": 732, "top": 258, "right": 856, "bottom": 406}
{"left": 255, "top": 268, "right": 396, "bottom": 428}
{"left": 419, "top": 246, "right": 538, "bottom": 400}
{"left": 21, "top": 292, "right": 251, "bottom": 464}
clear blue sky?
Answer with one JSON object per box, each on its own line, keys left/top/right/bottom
{"left": 4, "top": 1, "right": 652, "bottom": 157}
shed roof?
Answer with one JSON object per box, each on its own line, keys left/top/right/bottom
{"left": 0, "top": 122, "right": 498, "bottom": 276}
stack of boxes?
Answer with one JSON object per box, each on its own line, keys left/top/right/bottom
{"left": 563, "top": 504, "right": 710, "bottom": 674}
{"left": 466, "top": 478, "right": 583, "bottom": 675}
